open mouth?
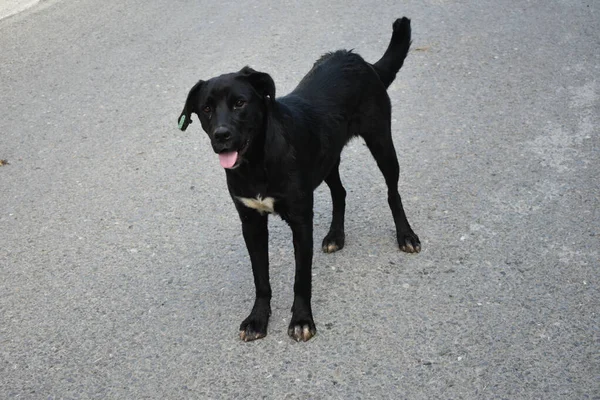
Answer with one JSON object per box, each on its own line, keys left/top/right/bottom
{"left": 218, "top": 151, "right": 238, "bottom": 168}
{"left": 218, "top": 139, "right": 250, "bottom": 169}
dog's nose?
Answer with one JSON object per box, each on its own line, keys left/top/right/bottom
{"left": 214, "top": 127, "right": 231, "bottom": 143}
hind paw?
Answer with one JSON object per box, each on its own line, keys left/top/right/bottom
{"left": 398, "top": 231, "right": 421, "bottom": 253}
{"left": 322, "top": 230, "right": 345, "bottom": 253}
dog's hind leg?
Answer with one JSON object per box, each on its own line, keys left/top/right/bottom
{"left": 363, "top": 126, "right": 421, "bottom": 253}
{"left": 322, "top": 158, "right": 346, "bottom": 253}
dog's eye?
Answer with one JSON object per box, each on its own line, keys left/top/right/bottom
{"left": 202, "top": 105, "right": 211, "bottom": 114}
{"left": 234, "top": 99, "right": 246, "bottom": 109}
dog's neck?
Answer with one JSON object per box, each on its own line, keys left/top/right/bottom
{"left": 225, "top": 105, "right": 293, "bottom": 194}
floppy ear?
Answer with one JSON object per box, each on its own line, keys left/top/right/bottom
{"left": 239, "top": 66, "right": 276, "bottom": 101}
{"left": 177, "top": 80, "right": 204, "bottom": 131}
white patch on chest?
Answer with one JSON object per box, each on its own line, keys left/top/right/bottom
{"left": 238, "top": 196, "right": 276, "bottom": 214}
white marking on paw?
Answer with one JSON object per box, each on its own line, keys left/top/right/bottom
{"left": 238, "top": 196, "right": 276, "bottom": 214}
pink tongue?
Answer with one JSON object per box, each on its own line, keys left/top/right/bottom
{"left": 218, "top": 151, "right": 238, "bottom": 169}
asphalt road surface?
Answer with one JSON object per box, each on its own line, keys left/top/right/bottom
{"left": 1, "top": 0, "right": 598, "bottom": 398}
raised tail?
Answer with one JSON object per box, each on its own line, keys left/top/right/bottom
{"left": 372, "top": 17, "right": 412, "bottom": 88}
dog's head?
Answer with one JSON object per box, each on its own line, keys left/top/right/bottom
{"left": 178, "top": 66, "right": 275, "bottom": 169}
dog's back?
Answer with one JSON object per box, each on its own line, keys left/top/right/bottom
{"left": 276, "top": 51, "right": 384, "bottom": 177}
{"left": 273, "top": 18, "right": 412, "bottom": 182}
{"left": 290, "top": 50, "right": 380, "bottom": 113}
{"left": 288, "top": 16, "right": 411, "bottom": 106}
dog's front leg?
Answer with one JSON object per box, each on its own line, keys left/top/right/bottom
{"left": 288, "top": 210, "right": 317, "bottom": 342}
{"left": 238, "top": 209, "right": 271, "bottom": 341}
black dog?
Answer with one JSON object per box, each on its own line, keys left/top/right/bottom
{"left": 178, "top": 17, "right": 420, "bottom": 342}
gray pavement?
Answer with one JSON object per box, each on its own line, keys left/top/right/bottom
{"left": 0, "top": 0, "right": 39, "bottom": 21}
{"left": 1, "top": 0, "right": 598, "bottom": 398}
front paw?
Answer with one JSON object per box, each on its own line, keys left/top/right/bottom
{"left": 239, "top": 309, "right": 270, "bottom": 342}
{"left": 398, "top": 230, "right": 421, "bottom": 253}
{"left": 288, "top": 314, "right": 316, "bottom": 342}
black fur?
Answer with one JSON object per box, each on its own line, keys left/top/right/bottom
{"left": 178, "top": 17, "right": 420, "bottom": 342}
